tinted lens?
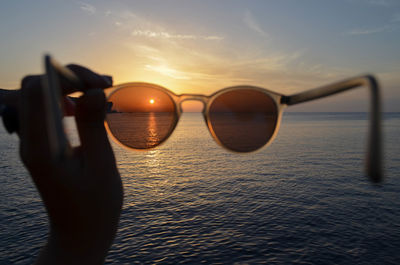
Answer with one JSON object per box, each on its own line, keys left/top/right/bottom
{"left": 208, "top": 89, "right": 278, "bottom": 152}
{"left": 106, "top": 84, "right": 178, "bottom": 149}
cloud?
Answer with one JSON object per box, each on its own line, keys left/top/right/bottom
{"left": 122, "top": 36, "right": 356, "bottom": 96}
{"left": 131, "top": 30, "right": 223, "bottom": 41}
{"left": 204, "top": 36, "right": 225, "bottom": 40}
{"left": 106, "top": 8, "right": 349, "bottom": 93}
{"left": 365, "top": 0, "right": 395, "bottom": 6}
{"left": 345, "top": 10, "right": 400, "bottom": 36}
{"left": 131, "top": 41, "right": 314, "bottom": 89}
{"left": 346, "top": 16, "right": 400, "bottom": 36}
{"left": 346, "top": 26, "right": 390, "bottom": 35}
{"left": 132, "top": 30, "right": 196, "bottom": 39}
{"left": 104, "top": 10, "right": 223, "bottom": 42}
{"left": 145, "top": 65, "right": 191, "bottom": 80}
{"left": 232, "top": 51, "right": 304, "bottom": 73}
{"left": 349, "top": 0, "right": 398, "bottom": 7}
{"left": 79, "top": 2, "right": 96, "bottom": 14}
{"left": 243, "top": 9, "right": 267, "bottom": 37}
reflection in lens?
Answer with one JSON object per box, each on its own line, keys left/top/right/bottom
{"left": 106, "top": 84, "right": 177, "bottom": 149}
{"left": 208, "top": 89, "right": 278, "bottom": 152}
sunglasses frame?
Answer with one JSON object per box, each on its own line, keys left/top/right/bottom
{"left": 45, "top": 55, "right": 382, "bottom": 183}
{"left": 105, "top": 76, "right": 382, "bottom": 183}
{"left": 105, "top": 83, "right": 284, "bottom": 154}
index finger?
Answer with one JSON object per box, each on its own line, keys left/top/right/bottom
{"left": 66, "top": 64, "right": 112, "bottom": 92}
{"left": 53, "top": 63, "right": 113, "bottom": 95}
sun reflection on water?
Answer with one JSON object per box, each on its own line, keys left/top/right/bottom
{"left": 146, "top": 112, "right": 160, "bottom": 148}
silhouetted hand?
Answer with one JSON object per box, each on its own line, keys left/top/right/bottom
{"left": 3, "top": 65, "right": 123, "bottom": 265}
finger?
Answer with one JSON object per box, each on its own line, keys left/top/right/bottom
{"left": 11, "top": 65, "right": 112, "bottom": 97}
{"left": 19, "top": 75, "right": 53, "bottom": 169}
{"left": 1, "top": 105, "right": 19, "bottom": 134}
{"left": 64, "top": 96, "right": 76, "bottom": 116}
{"left": 66, "top": 64, "right": 112, "bottom": 94}
{"left": 1, "top": 89, "right": 20, "bottom": 134}
{"left": 74, "top": 89, "right": 115, "bottom": 165}
{"left": 0, "top": 88, "right": 19, "bottom": 108}
{"left": 1, "top": 64, "right": 112, "bottom": 98}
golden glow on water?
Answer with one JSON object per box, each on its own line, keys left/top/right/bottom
{"left": 144, "top": 149, "right": 161, "bottom": 174}
{"left": 146, "top": 112, "right": 159, "bottom": 148}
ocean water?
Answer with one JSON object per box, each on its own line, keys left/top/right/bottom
{"left": 0, "top": 112, "right": 399, "bottom": 264}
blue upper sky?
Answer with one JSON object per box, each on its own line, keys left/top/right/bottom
{"left": 1, "top": 0, "right": 399, "bottom": 111}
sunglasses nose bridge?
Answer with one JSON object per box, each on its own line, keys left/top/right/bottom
{"left": 177, "top": 94, "right": 208, "bottom": 113}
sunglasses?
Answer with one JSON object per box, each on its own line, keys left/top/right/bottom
{"left": 13, "top": 56, "right": 380, "bottom": 182}
{"left": 104, "top": 77, "right": 382, "bottom": 182}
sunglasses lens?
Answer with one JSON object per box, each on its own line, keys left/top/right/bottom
{"left": 106, "top": 84, "right": 178, "bottom": 149}
{"left": 208, "top": 89, "right": 278, "bottom": 152}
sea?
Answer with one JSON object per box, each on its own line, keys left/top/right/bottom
{"left": 0, "top": 112, "right": 399, "bottom": 264}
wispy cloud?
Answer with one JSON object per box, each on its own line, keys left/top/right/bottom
{"left": 103, "top": 10, "right": 223, "bottom": 42}
{"left": 243, "top": 9, "right": 267, "bottom": 37}
{"left": 128, "top": 41, "right": 316, "bottom": 90}
{"left": 365, "top": 0, "right": 396, "bottom": 6}
{"left": 346, "top": 25, "right": 390, "bottom": 35}
{"left": 145, "top": 65, "right": 191, "bottom": 80}
{"left": 346, "top": 16, "right": 400, "bottom": 36}
{"left": 131, "top": 30, "right": 196, "bottom": 39}
{"left": 103, "top": 8, "right": 349, "bottom": 93}
{"left": 79, "top": 2, "right": 96, "bottom": 14}
{"left": 232, "top": 51, "right": 304, "bottom": 73}
{"left": 122, "top": 37, "right": 354, "bottom": 95}
{"left": 349, "top": 0, "right": 398, "bottom": 7}
{"left": 346, "top": 9, "right": 400, "bottom": 36}
{"left": 131, "top": 30, "right": 223, "bottom": 41}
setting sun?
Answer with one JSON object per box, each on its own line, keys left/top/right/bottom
{"left": 149, "top": 99, "right": 155, "bottom": 104}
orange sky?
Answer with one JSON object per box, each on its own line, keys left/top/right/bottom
{"left": 1, "top": 1, "right": 399, "bottom": 111}
{"left": 109, "top": 85, "right": 176, "bottom": 112}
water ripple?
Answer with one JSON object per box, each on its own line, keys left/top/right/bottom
{"left": 1, "top": 113, "right": 399, "bottom": 264}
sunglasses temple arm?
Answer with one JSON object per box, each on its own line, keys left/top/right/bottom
{"left": 45, "top": 55, "right": 85, "bottom": 94}
{"left": 281, "top": 75, "right": 382, "bottom": 183}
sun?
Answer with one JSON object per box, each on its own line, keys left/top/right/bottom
{"left": 149, "top": 99, "right": 155, "bottom": 104}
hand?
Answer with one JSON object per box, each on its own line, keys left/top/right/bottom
{"left": 9, "top": 65, "right": 123, "bottom": 265}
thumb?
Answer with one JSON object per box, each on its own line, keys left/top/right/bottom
{"left": 75, "top": 89, "right": 113, "bottom": 161}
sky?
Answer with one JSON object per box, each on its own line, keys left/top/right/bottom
{"left": 0, "top": 0, "right": 399, "bottom": 111}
